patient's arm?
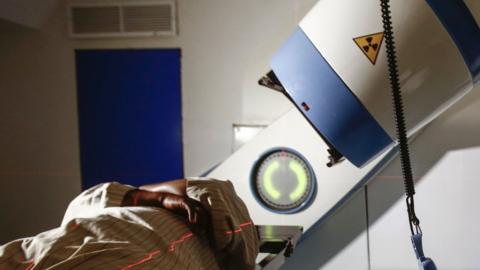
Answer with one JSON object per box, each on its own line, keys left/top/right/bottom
{"left": 121, "top": 179, "right": 187, "bottom": 206}
{"left": 139, "top": 179, "right": 187, "bottom": 196}
{"left": 121, "top": 179, "right": 208, "bottom": 227}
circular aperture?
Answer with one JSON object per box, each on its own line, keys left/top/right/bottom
{"left": 251, "top": 148, "right": 316, "bottom": 213}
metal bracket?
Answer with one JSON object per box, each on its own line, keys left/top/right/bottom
{"left": 255, "top": 225, "right": 303, "bottom": 270}
{"left": 258, "top": 70, "right": 286, "bottom": 93}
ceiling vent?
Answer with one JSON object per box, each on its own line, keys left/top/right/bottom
{"left": 69, "top": 1, "right": 176, "bottom": 38}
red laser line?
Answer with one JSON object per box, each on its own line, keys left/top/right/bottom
{"left": 121, "top": 232, "right": 194, "bottom": 269}
{"left": 225, "top": 221, "right": 253, "bottom": 235}
{"left": 239, "top": 221, "right": 253, "bottom": 227}
{"left": 120, "top": 220, "right": 253, "bottom": 269}
{"left": 168, "top": 232, "right": 194, "bottom": 252}
{"left": 120, "top": 250, "right": 161, "bottom": 270}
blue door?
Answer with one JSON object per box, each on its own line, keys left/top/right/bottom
{"left": 76, "top": 49, "right": 183, "bottom": 189}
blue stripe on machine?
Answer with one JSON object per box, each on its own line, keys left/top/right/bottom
{"left": 426, "top": 0, "right": 480, "bottom": 82}
{"left": 271, "top": 28, "right": 393, "bottom": 167}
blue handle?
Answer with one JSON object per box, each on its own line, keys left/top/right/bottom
{"left": 411, "top": 233, "right": 437, "bottom": 270}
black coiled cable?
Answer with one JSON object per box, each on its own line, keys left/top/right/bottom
{"left": 380, "top": 0, "right": 420, "bottom": 235}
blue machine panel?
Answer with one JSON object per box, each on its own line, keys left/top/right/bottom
{"left": 426, "top": 0, "right": 480, "bottom": 82}
{"left": 271, "top": 28, "right": 393, "bottom": 167}
{"left": 76, "top": 49, "right": 184, "bottom": 189}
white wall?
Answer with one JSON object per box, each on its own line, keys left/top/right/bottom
{"left": 0, "top": 0, "right": 316, "bottom": 243}
{"left": 0, "top": 0, "right": 60, "bottom": 28}
{"left": 367, "top": 85, "right": 480, "bottom": 270}
{"left": 0, "top": 14, "right": 80, "bottom": 244}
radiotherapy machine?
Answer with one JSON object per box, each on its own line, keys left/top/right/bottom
{"left": 208, "top": 0, "right": 479, "bottom": 268}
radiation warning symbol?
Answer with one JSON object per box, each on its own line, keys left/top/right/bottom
{"left": 353, "top": 32, "right": 384, "bottom": 65}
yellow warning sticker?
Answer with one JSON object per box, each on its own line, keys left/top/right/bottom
{"left": 353, "top": 32, "right": 384, "bottom": 65}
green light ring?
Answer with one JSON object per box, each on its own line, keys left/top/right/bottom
{"left": 289, "top": 160, "right": 309, "bottom": 201}
{"left": 250, "top": 147, "right": 317, "bottom": 214}
{"left": 262, "top": 160, "right": 281, "bottom": 200}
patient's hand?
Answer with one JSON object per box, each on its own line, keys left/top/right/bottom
{"left": 162, "top": 193, "right": 209, "bottom": 226}
{"left": 122, "top": 189, "right": 209, "bottom": 229}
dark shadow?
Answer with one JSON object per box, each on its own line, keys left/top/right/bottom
{"left": 0, "top": 18, "right": 34, "bottom": 34}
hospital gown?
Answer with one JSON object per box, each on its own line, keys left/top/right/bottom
{"left": 0, "top": 179, "right": 259, "bottom": 270}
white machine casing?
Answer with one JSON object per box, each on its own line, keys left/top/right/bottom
{"left": 207, "top": 109, "right": 397, "bottom": 231}
{"left": 208, "top": 0, "right": 479, "bottom": 236}
{"left": 271, "top": 0, "right": 479, "bottom": 167}
{"left": 301, "top": 0, "right": 472, "bottom": 139}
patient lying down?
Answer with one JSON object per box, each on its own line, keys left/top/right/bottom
{"left": 0, "top": 178, "right": 259, "bottom": 270}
